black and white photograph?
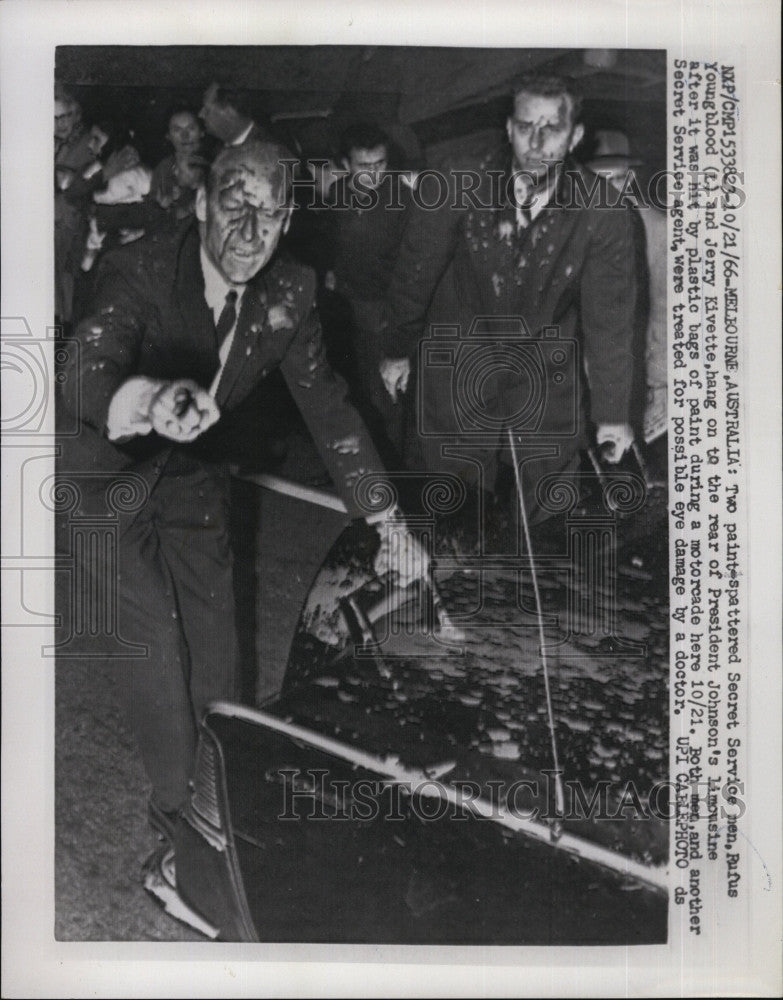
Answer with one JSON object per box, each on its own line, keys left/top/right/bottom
{"left": 1, "top": 1, "right": 780, "bottom": 996}
{"left": 50, "top": 41, "right": 670, "bottom": 945}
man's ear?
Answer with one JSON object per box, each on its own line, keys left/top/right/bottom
{"left": 195, "top": 186, "right": 208, "bottom": 223}
{"left": 506, "top": 117, "right": 513, "bottom": 142}
{"left": 569, "top": 122, "right": 585, "bottom": 154}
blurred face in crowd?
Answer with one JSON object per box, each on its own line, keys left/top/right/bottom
{"left": 167, "top": 111, "right": 203, "bottom": 156}
{"left": 196, "top": 144, "right": 291, "bottom": 284}
{"left": 345, "top": 144, "right": 388, "bottom": 190}
{"left": 87, "top": 125, "right": 109, "bottom": 160}
{"left": 199, "top": 84, "right": 239, "bottom": 143}
{"left": 506, "top": 91, "right": 584, "bottom": 185}
{"left": 55, "top": 98, "right": 79, "bottom": 142}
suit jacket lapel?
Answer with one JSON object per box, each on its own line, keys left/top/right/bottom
{"left": 507, "top": 165, "right": 583, "bottom": 314}
{"left": 214, "top": 277, "right": 269, "bottom": 409}
{"left": 175, "top": 224, "right": 221, "bottom": 387}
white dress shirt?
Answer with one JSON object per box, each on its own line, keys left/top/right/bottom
{"left": 228, "top": 120, "right": 255, "bottom": 147}
{"left": 512, "top": 173, "right": 558, "bottom": 230}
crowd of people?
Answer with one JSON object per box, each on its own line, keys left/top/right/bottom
{"left": 55, "top": 76, "right": 664, "bottom": 479}
{"left": 57, "top": 72, "right": 662, "bottom": 864}
{"left": 55, "top": 84, "right": 215, "bottom": 326}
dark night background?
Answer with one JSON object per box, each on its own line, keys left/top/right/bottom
{"left": 56, "top": 46, "right": 666, "bottom": 182}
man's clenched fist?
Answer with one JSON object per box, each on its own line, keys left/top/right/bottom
{"left": 149, "top": 379, "right": 220, "bottom": 442}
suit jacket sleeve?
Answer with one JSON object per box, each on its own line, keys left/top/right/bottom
{"left": 278, "top": 288, "right": 386, "bottom": 518}
{"left": 380, "top": 177, "right": 464, "bottom": 359}
{"left": 580, "top": 204, "right": 638, "bottom": 426}
{"left": 63, "top": 250, "right": 151, "bottom": 436}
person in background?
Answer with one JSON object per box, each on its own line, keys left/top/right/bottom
{"left": 586, "top": 142, "right": 667, "bottom": 444}
{"left": 55, "top": 86, "right": 92, "bottom": 175}
{"left": 199, "top": 82, "right": 270, "bottom": 147}
{"left": 55, "top": 86, "right": 96, "bottom": 327}
{"left": 321, "top": 122, "right": 414, "bottom": 465}
{"left": 61, "top": 138, "right": 427, "bottom": 845}
{"left": 54, "top": 89, "right": 140, "bottom": 327}
{"left": 70, "top": 120, "right": 155, "bottom": 322}
{"left": 150, "top": 107, "right": 210, "bottom": 223}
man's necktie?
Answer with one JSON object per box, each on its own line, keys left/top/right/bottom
{"left": 215, "top": 289, "right": 238, "bottom": 351}
{"left": 513, "top": 174, "right": 533, "bottom": 230}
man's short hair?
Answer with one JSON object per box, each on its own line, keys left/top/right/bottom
{"left": 510, "top": 74, "right": 584, "bottom": 122}
{"left": 339, "top": 121, "right": 391, "bottom": 161}
{"left": 207, "top": 138, "right": 295, "bottom": 204}
{"left": 211, "top": 84, "right": 256, "bottom": 121}
{"left": 167, "top": 104, "right": 201, "bottom": 127}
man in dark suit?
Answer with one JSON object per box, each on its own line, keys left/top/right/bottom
{"left": 322, "top": 122, "right": 414, "bottom": 464}
{"left": 379, "top": 74, "right": 638, "bottom": 524}
{"left": 61, "top": 139, "right": 423, "bottom": 835}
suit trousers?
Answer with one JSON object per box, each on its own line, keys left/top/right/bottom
{"left": 115, "top": 455, "right": 239, "bottom": 812}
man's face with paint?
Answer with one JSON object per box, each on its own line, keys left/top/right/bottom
{"left": 506, "top": 91, "right": 584, "bottom": 185}
{"left": 196, "top": 147, "right": 291, "bottom": 284}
